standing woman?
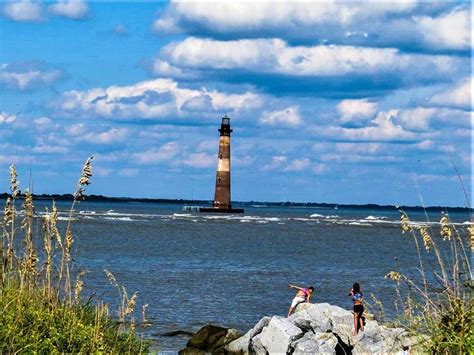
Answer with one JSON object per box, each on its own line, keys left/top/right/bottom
{"left": 348, "top": 283, "right": 364, "bottom": 335}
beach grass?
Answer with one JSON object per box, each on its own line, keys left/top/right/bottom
{"left": 383, "top": 210, "right": 473, "bottom": 353}
{"left": 0, "top": 158, "right": 149, "bottom": 353}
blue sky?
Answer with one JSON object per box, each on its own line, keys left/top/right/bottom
{"left": 0, "top": 1, "right": 471, "bottom": 206}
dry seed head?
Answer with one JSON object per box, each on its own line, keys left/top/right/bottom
{"left": 124, "top": 292, "right": 138, "bottom": 316}
{"left": 74, "top": 156, "right": 93, "bottom": 200}
{"left": 385, "top": 271, "right": 402, "bottom": 282}
{"left": 74, "top": 270, "right": 88, "bottom": 302}
{"left": 50, "top": 202, "right": 62, "bottom": 247}
{"left": 65, "top": 228, "right": 73, "bottom": 258}
{"left": 418, "top": 227, "right": 432, "bottom": 251}
{"left": 104, "top": 269, "right": 118, "bottom": 287}
{"left": 468, "top": 225, "right": 474, "bottom": 252}
{"left": 9, "top": 165, "right": 19, "bottom": 198}
{"left": 439, "top": 216, "right": 452, "bottom": 241}
{"left": 3, "top": 197, "right": 13, "bottom": 226}
{"left": 399, "top": 211, "right": 411, "bottom": 233}
{"left": 21, "top": 189, "right": 34, "bottom": 229}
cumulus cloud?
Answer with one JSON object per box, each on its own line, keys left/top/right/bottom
{"left": 414, "top": 7, "right": 470, "bottom": 51}
{"left": 430, "top": 77, "right": 471, "bottom": 110}
{"left": 132, "top": 142, "right": 180, "bottom": 165}
{"left": 337, "top": 99, "right": 377, "bottom": 123}
{"left": 48, "top": 0, "right": 88, "bottom": 20}
{"left": 0, "top": 63, "right": 62, "bottom": 90}
{"left": 76, "top": 128, "right": 129, "bottom": 145}
{"left": 158, "top": 37, "right": 457, "bottom": 83}
{"left": 260, "top": 106, "right": 301, "bottom": 127}
{"left": 183, "top": 152, "right": 214, "bottom": 168}
{"left": 53, "top": 78, "right": 263, "bottom": 120}
{"left": 0, "top": 112, "right": 17, "bottom": 124}
{"left": 3, "top": 1, "right": 43, "bottom": 22}
{"left": 324, "top": 110, "right": 418, "bottom": 142}
{"left": 153, "top": 2, "right": 469, "bottom": 52}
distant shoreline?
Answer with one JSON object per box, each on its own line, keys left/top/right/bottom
{"left": 1, "top": 193, "right": 471, "bottom": 213}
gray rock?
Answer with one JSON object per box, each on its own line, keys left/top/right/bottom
{"left": 257, "top": 316, "right": 304, "bottom": 354}
{"left": 226, "top": 316, "right": 271, "bottom": 355}
{"left": 250, "top": 333, "right": 267, "bottom": 355}
{"left": 292, "top": 332, "right": 338, "bottom": 355}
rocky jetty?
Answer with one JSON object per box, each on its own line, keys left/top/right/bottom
{"left": 180, "top": 303, "right": 416, "bottom": 354}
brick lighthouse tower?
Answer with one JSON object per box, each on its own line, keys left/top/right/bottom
{"left": 200, "top": 115, "right": 244, "bottom": 213}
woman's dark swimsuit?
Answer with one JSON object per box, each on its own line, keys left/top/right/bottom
{"left": 352, "top": 292, "right": 364, "bottom": 317}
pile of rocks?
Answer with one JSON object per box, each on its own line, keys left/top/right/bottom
{"left": 225, "top": 303, "right": 415, "bottom": 354}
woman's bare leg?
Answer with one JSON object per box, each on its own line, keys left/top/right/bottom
{"left": 353, "top": 313, "right": 358, "bottom": 336}
{"left": 359, "top": 316, "right": 364, "bottom": 332}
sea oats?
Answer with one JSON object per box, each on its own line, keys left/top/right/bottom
{"left": 74, "top": 156, "right": 93, "bottom": 200}
{"left": 124, "top": 292, "right": 138, "bottom": 316}
{"left": 385, "top": 271, "right": 402, "bottom": 282}
{"left": 9, "top": 165, "right": 19, "bottom": 198}
{"left": 399, "top": 211, "right": 411, "bottom": 233}
{"left": 104, "top": 269, "right": 118, "bottom": 288}
{"left": 468, "top": 225, "right": 474, "bottom": 252}
{"left": 74, "top": 270, "right": 87, "bottom": 303}
{"left": 418, "top": 227, "right": 432, "bottom": 251}
{"left": 439, "top": 215, "right": 452, "bottom": 241}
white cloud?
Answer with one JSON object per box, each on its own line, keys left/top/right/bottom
{"left": 430, "top": 77, "right": 471, "bottom": 110}
{"left": 0, "top": 112, "right": 17, "bottom": 124}
{"left": 284, "top": 158, "right": 310, "bottom": 172}
{"left": 3, "top": 1, "right": 42, "bottom": 22}
{"left": 118, "top": 168, "right": 139, "bottom": 177}
{"left": 260, "top": 106, "right": 301, "bottom": 127}
{"left": 77, "top": 128, "right": 129, "bottom": 145}
{"left": 337, "top": 99, "right": 377, "bottom": 123}
{"left": 415, "top": 7, "right": 470, "bottom": 51}
{"left": 263, "top": 155, "right": 287, "bottom": 171}
{"left": 160, "top": 37, "right": 457, "bottom": 79}
{"left": 132, "top": 142, "right": 180, "bottom": 165}
{"left": 54, "top": 78, "right": 263, "bottom": 120}
{"left": 0, "top": 63, "right": 62, "bottom": 90}
{"left": 32, "top": 144, "right": 68, "bottom": 154}
{"left": 154, "top": 2, "right": 468, "bottom": 51}
{"left": 183, "top": 152, "right": 214, "bottom": 168}
{"left": 324, "top": 110, "right": 418, "bottom": 142}
{"left": 396, "top": 108, "right": 437, "bottom": 131}
{"left": 48, "top": 0, "right": 88, "bottom": 19}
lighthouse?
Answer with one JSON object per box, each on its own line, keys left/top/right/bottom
{"left": 200, "top": 115, "right": 244, "bottom": 213}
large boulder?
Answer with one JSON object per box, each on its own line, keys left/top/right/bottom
{"left": 179, "top": 325, "right": 241, "bottom": 355}
{"left": 226, "top": 316, "right": 271, "bottom": 355}
{"left": 254, "top": 316, "right": 303, "bottom": 354}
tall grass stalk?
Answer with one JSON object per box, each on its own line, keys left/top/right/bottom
{"left": 0, "top": 158, "right": 149, "bottom": 353}
{"left": 385, "top": 210, "right": 473, "bottom": 353}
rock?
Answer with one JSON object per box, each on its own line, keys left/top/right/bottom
{"left": 226, "top": 316, "right": 271, "bottom": 355}
{"left": 256, "top": 316, "right": 304, "bottom": 354}
{"left": 161, "top": 330, "right": 195, "bottom": 337}
{"left": 226, "top": 303, "right": 410, "bottom": 355}
{"left": 292, "top": 331, "right": 338, "bottom": 355}
{"left": 180, "top": 325, "right": 241, "bottom": 354}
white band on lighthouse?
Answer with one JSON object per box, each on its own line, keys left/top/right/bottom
{"left": 217, "top": 159, "right": 230, "bottom": 172}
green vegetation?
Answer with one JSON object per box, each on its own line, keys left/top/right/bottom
{"left": 0, "top": 158, "right": 149, "bottom": 353}
{"left": 385, "top": 210, "right": 473, "bottom": 353}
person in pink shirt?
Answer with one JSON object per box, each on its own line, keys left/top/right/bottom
{"left": 287, "top": 284, "right": 314, "bottom": 317}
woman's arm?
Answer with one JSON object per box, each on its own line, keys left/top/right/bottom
{"left": 348, "top": 288, "right": 353, "bottom": 296}
{"left": 306, "top": 293, "right": 311, "bottom": 303}
{"left": 288, "top": 284, "right": 303, "bottom": 291}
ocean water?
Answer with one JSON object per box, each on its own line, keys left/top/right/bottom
{"left": 32, "top": 201, "right": 472, "bottom": 351}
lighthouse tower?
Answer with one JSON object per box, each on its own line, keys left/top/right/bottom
{"left": 200, "top": 115, "right": 244, "bottom": 213}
